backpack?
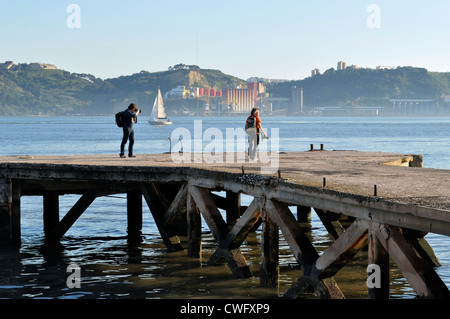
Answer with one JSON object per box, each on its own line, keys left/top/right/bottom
{"left": 245, "top": 116, "right": 256, "bottom": 130}
{"left": 115, "top": 111, "right": 125, "bottom": 128}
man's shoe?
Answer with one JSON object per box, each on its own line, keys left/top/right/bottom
{"left": 128, "top": 155, "right": 136, "bottom": 158}
{"left": 120, "top": 154, "right": 126, "bottom": 158}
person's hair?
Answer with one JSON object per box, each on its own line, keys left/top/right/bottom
{"left": 128, "top": 103, "right": 137, "bottom": 110}
{"left": 250, "top": 108, "right": 259, "bottom": 116}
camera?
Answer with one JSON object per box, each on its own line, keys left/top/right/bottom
{"left": 136, "top": 108, "right": 142, "bottom": 114}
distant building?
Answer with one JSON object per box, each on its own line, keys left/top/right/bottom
{"left": 166, "top": 85, "right": 190, "bottom": 99}
{"left": 337, "top": 61, "right": 347, "bottom": 70}
{"left": 29, "top": 63, "right": 58, "bottom": 70}
{"left": 376, "top": 66, "right": 395, "bottom": 70}
{"left": 0, "top": 61, "right": 14, "bottom": 70}
{"left": 348, "top": 64, "right": 359, "bottom": 69}
{"left": 223, "top": 83, "right": 260, "bottom": 113}
{"left": 292, "top": 86, "right": 304, "bottom": 112}
{"left": 197, "top": 88, "right": 222, "bottom": 97}
{"left": 311, "top": 68, "right": 321, "bottom": 76}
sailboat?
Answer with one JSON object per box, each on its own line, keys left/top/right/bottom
{"left": 149, "top": 88, "right": 172, "bottom": 125}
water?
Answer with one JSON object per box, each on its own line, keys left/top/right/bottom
{"left": 0, "top": 115, "right": 449, "bottom": 299}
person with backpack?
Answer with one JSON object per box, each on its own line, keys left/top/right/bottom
{"left": 245, "top": 107, "right": 268, "bottom": 161}
{"left": 120, "top": 103, "right": 141, "bottom": 158}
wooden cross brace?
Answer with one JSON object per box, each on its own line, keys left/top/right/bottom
{"left": 188, "top": 185, "right": 261, "bottom": 279}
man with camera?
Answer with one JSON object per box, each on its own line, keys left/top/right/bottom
{"left": 120, "top": 103, "right": 141, "bottom": 158}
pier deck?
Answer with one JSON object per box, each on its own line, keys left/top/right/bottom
{"left": 1, "top": 151, "right": 449, "bottom": 298}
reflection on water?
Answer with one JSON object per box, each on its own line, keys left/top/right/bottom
{"left": 0, "top": 207, "right": 423, "bottom": 300}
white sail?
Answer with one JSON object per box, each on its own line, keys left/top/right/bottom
{"left": 149, "top": 88, "right": 172, "bottom": 125}
{"left": 156, "top": 89, "right": 167, "bottom": 119}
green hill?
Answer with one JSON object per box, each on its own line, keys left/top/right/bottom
{"left": 1, "top": 63, "right": 450, "bottom": 115}
{"left": 0, "top": 63, "right": 245, "bottom": 115}
{"left": 267, "top": 67, "right": 450, "bottom": 107}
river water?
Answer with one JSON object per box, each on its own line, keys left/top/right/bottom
{"left": 0, "top": 116, "right": 449, "bottom": 299}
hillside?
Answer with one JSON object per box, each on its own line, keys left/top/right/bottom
{"left": 0, "top": 63, "right": 245, "bottom": 115}
{"left": 1, "top": 63, "right": 450, "bottom": 115}
{"left": 267, "top": 67, "right": 450, "bottom": 107}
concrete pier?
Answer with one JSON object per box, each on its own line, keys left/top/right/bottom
{"left": 0, "top": 151, "right": 449, "bottom": 298}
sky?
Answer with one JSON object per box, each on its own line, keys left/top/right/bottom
{"left": 1, "top": 0, "right": 450, "bottom": 80}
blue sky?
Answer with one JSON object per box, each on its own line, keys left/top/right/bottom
{"left": 1, "top": 0, "right": 450, "bottom": 80}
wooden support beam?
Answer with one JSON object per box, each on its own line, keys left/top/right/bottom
{"left": 315, "top": 208, "right": 345, "bottom": 240}
{"left": 297, "top": 205, "right": 311, "bottom": 223}
{"left": 127, "top": 190, "right": 143, "bottom": 243}
{"left": 226, "top": 190, "right": 241, "bottom": 224}
{"left": 260, "top": 210, "right": 279, "bottom": 288}
{"left": 46, "top": 188, "right": 97, "bottom": 243}
{"left": 141, "top": 184, "right": 183, "bottom": 252}
{"left": 11, "top": 180, "right": 21, "bottom": 247}
{"left": 187, "top": 192, "right": 201, "bottom": 258}
{"left": 43, "top": 191, "right": 60, "bottom": 236}
{"left": 266, "top": 199, "right": 319, "bottom": 269}
{"left": 368, "top": 225, "right": 390, "bottom": 299}
{"left": 265, "top": 199, "right": 345, "bottom": 299}
{"left": 208, "top": 199, "right": 261, "bottom": 265}
{"left": 163, "top": 184, "right": 187, "bottom": 227}
{"left": 402, "top": 229, "right": 441, "bottom": 267}
{"left": 188, "top": 186, "right": 229, "bottom": 242}
{"left": 373, "top": 224, "right": 450, "bottom": 299}
{"left": 0, "top": 178, "right": 12, "bottom": 246}
{"left": 284, "top": 219, "right": 368, "bottom": 299}
{"left": 189, "top": 185, "right": 252, "bottom": 278}
{"left": 314, "top": 219, "right": 369, "bottom": 279}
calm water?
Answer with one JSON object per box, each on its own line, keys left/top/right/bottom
{"left": 0, "top": 116, "right": 449, "bottom": 299}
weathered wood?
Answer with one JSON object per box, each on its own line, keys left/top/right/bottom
{"left": 226, "top": 191, "right": 241, "bottom": 223}
{"left": 188, "top": 186, "right": 229, "bottom": 242}
{"left": 189, "top": 185, "right": 252, "bottom": 278}
{"left": 284, "top": 219, "right": 368, "bottom": 299}
{"left": 163, "top": 184, "right": 188, "bottom": 227}
{"left": 403, "top": 229, "right": 441, "bottom": 267}
{"left": 266, "top": 199, "right": 319, "bottom": 270}
{"left": 187, "top": 192, "right": 202, "bottom": 258}
{"left": 265, "top": 200, "right": 345, "bottom": 298}
{"left": 141, "top": 184, "right": 183, "bottom": 252}
{"left": 43, "top": 191, "right": 60, "bottom": 236}
{"left": 297, "top": 205, "right": 311, "bottom": 223}
{"left": 0, "top": 178, "right": 12, "bottom": 246}
{"left": 314, "top": 209, "right": 345, "bottom": 240}
{"left": 46, "top": 188, "right": 98, "bottom": 243}
{"left": 127, "top": 190, "right": 143, "bottom": 242}
{"left": 373, "top": 224, "right": 450, "bottom": 298}
{"left": 208, "top": 198, "right": 261, "bottom": 264}
{"left": 11, "top": 180, "right": 21, "bottom": 247}
{"left": 314, "top": 219, "right": 369, "bottom": 279}
{"left": 368, "top": 225, "right": 390, "bottom": 299}
{"left": 260, "top": 209, "right": 279, "bottom": 288}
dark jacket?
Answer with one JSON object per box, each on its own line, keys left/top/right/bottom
{"left": 123, "top": 109, "right": 137, "bottom": 128}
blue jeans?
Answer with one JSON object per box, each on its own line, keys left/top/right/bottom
{"left": 120, "top": 126, "right": 134, "bottom": 156}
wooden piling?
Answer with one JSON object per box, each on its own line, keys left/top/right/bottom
{"left": 127, "top": 190, "right": 143, "bottom": 242}
{"left": 43, "top": 191, "right": 60, "bottom": 236}
{"left": 225, "top": 190, "right": 241, "bottom": 224}
{"left": 0, "top": 178, "right": 12, "bottom": 246}
{"left": 11, "top": 180, "right": 21, "bottom": 247}
{"left": 368, "top": 226, "right": 390, "bottom": 299}
{"left": 187, "top": 192, "right": 202, "bottom": 258}
{"left": 260, "top": 210, "right": 279, "bottom": 288}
